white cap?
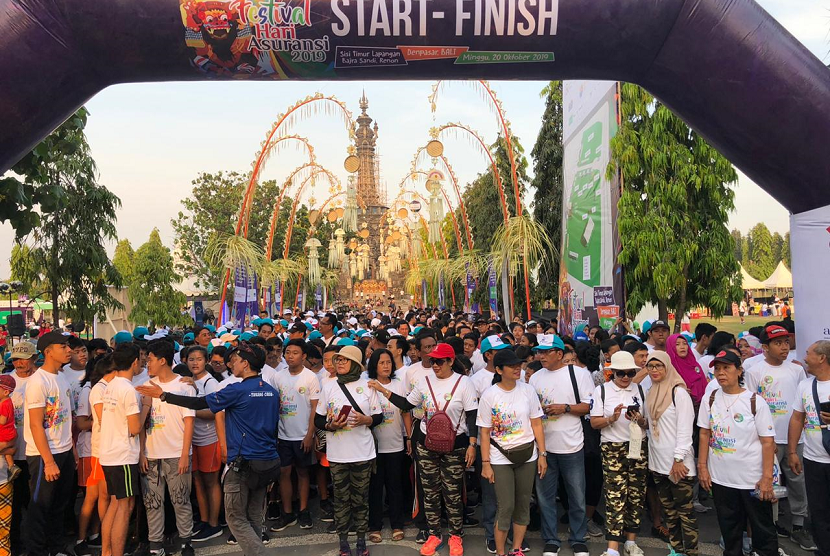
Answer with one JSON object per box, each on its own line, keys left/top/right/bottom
{"left": 283, "top": 309, "right": 293, "bottom": 314}
{"left": 347, "top": 317, "right": 358, "bottom": 325}
{"left": 370, "top": 318, "right": 381, "bottom": 328}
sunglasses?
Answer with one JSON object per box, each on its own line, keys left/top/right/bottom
{"left": 614, "top": 370, "right": 638, "bottom": 378}
{"left": 431, "top": 358, "right": 450, "bottom": 366}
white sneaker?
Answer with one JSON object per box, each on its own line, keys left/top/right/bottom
{"left": 777, "top": 548, "right": 791, "bottom": 556}
{"left": 625, "top": 543, "right": 645, "bottom": 556}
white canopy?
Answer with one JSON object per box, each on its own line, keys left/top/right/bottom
{"left": 763, "top": 261, "right": 793, "bottom": 289}
{"left": 740, "top": 264, "right": 766, "bottom": 290}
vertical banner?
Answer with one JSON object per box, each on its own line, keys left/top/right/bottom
{"left": 247, "top": 273, "right": 258, "bottom": 322}
{"left": 232, "top": 266, "right": 252, "bottom": 329}
{"left": 315, "top": 284, "right": 323, "bottom": 310}
{"left": 193, "top": 301, "right": 204, "bottom": 326}
{"left": 438, "top": 274, "right": 446, "bottom": 310}
{"left": 488, "top": 263, "right": 498, "bottom": 318}
{"left": 273, "top": 282, "right": 281, "bottom": 315}
{"left": 422, "top": 279, "right": 428, "bottom": 308}
{"left": 558, "top": 81, "right": 624, "bottom": 336}
{"left": 466, "top": 265, "right": 475, "bottom": 312}
{"left": 790, "top": 204, "right": 830, "bottom": 359}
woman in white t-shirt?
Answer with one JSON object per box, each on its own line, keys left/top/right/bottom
{"left": 697, "top": 350, "right": 778, "bottom": 556}
{"left": 589, "top": 351, "right": 648, "bottom": 556}
{"left": 478, "top": 349, "right": 546, "bottom": 556}
{"left": 368, "top": 343, "right": 478, "bottom": 556}
{"left": 643, "top": 351, "right": 698, "bottom": 556}
{"left": 366, "top": 349, "right": 411, "bottom": 543}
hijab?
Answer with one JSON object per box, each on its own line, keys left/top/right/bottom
{"left": 645, "top": 351, "right": 688, "bottom": 438}
{"left": 337, "top": 360, "right": 363, "bottom": 384}
{"left": 742, "top": 334, "right": 763, "bottom": 355}
{"left": 667, "top": 333, "right": 706, "bottom": 404}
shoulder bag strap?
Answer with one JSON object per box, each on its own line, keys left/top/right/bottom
{"left": 567, "top": 364, "right": 581, "bottom": 404}
{"left": 425, "top": 376, "right": 440, "bottom": 413}
{"left": 444, "top": 375, "right": 463, "bottom": 411}
{"left": 708, "top": 389, "right": 717, "bottom": 409}
{"left": 338, "top": 382, "right": 365, "bottom": 415}
{"left": 637, "top": 383, "right": 645, "bottom": 403}
{"left": 750, "top": 393, "right": 756, "bottom": 416}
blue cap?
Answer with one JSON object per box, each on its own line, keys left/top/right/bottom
{"left": 533, "top": 334, "right": 565, "bottom": 351}
{"left": 336, "top": 338, "right": 357, "bottom": 346}
{"left": 304, "top": 322, "right": 313, "bottom": 331}
{"left": 240, "top": 331, "right": 256, "bottom": 341}
{"left": 204, "top": 324, "right": 216, "bottom": 333}
{"left": 279, "top": 319, "right": 289, "bottom": 327}
{"left": 412, "top": 326, "right": 424, "bottom": 335}
{"left": 232, "top": 330, "right": 241, "bottom": 336}
{"left": 133, "top": 326, "right": 150, "bottom": 340}
{"left": 114, "top": 331, "right": 133, "bottom": 345}
{"left": 174, "top": 341, "right": 181, "bottom": 352}
{"left": 481, "top": 336, "right": 510, "bottom": 354}
{"left": 641, "top": 320, "right": 653, "bottom": 334}
{"left": 183, "top": 332, "right": 195, "bottom": 343}
{"left": 308, "top": 330, "right": 323, "bottom": 341}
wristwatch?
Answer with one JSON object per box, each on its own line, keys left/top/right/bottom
{"left": 564, "top": 404, "right": 571, "bottom": 413}
{"left": 540, "top": 451, "right": 548, "bottom": 457}
{"left": 674, "top": 457, "right": 684, "bottom": 463}
{"left": 159, "top": 392, "right": 167, "bottom": 402}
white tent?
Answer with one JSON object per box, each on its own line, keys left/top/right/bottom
{"left": 740, "top": 264, "right": 766, "bottom": 290}
{"left": 763, "top": 261, "right": 793, "bottom": 289}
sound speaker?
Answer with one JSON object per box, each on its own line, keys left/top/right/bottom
{"left": 7, "top": 314, "right": 25, "bottom": 337}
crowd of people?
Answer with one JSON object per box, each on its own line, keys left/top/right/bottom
{"left": 1, "top": 308, "right": 829, "bottom": 556}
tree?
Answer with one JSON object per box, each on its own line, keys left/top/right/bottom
{"left": 730, "top": 229, "right": 743, "bottom": 263}
{"left": 113, "top": 239, "right": 135, "bottom": 285}
{"left": 609, "top": 84, "right": 742, "bottom": 329}
{"left": 771, "top": 232, "right": 784, "bottom": 268}
{"left": 531, "top": 81, "right": 564, "bottom": 304}
{"left": 6, "top": 108, "right": 122, "bottom": 325}
{"left": 129, "top": 229, "right": 189, "bottom": 327}
{"left": 783, "top": 232, "right": 791, "bottom": 268}
{"left": 746, "top": 223, "right": 775, "bottom": 279}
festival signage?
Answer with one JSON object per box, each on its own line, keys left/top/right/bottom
{"left": 558, "top": 81, "right": 624, "bottom": 335}
{"left": 233, "top": 266, "right": 258, "bottom": 328}
{"left": 790, "top": 204, "right": 830, "bottom": 359}
{"left": 488, "top": 263, "right": 498, "bottom": 317}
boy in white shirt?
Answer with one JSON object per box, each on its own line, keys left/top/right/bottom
{"left": 140, "top": 341, "right": 196, "bottom": 556}
{"left": 100, "top": 344, "right": 144, "bottom": 556}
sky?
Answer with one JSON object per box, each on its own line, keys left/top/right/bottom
{"left": 1, "top": 0, "right": 827, "bottom": 280}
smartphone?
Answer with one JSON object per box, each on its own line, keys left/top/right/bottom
{"left": 626, "top": 404, "right": 640, "bottom": 417}
{"left": 338, "top": 405, "right": 352, "bottom": 420}
{"left": 819, "top": 401, "right": 830, "bottom": 414}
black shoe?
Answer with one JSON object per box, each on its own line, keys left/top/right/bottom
{"left": 416, "top": 529, "right": 429, "bottom": 544}
{"left": 226, "top": 534, "right": 237, "bottom": 545}
{"left": 181, "top": 544, "right": 194, "bottom": 556}
{"left": 320, "top": 502, "right": 335, "bottom": 523}
{"left": 507, "top": 538, "right": 530, "bottom": 552}
{"left": 261, "top": 530, "right": 270, "bottom": 545}
{"left": 270, "top": 513, "right": 297, "bottom": 532}
{"left": 486, "top": 539, "right": 497, "bottom": 554}
{"left": 86, "top": 536, "right": 102, "bottom": 549}
{"left": 542, "top": 544, "right": 560, "bottom": 556}
{"left": 327, "top": 522, "right": 337, "bottom": 534}
{"left": 339, "top": 540, "right": 352, "bottom": 556}
{"left": 192, "top": 525, "right": 224, "bottom": 542}
{"left": 74, "top": 541, "right": 92, "bottom": 556}
{"left": 299, "top": 510, "right": 313, "bottom": 529}
{"left": 463, "top": 515, "right": 479, "bottom": 527}
{"left": 192, "top": 521, "right": 207, "bottom": 534}
{"left": 465, "top": 505, "right": 476, "bottom": 516}
{"left": 267, "top": 502, "right": 281, "bottom": 521}
{"left": 355, "top": 540, "right": 369, "bottom": 556}
{"left": 776, "top": 524, "right": 791, "bottom": 538}
{"left": 572, "top": 543, "right": 589, "bottom": 556}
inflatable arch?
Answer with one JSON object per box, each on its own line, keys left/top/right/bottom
{"left": 2, "top": 0, "right": 829, "bottom": 345}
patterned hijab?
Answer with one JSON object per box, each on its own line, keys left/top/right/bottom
{"left": 645, "top": 351, "right": 688, "bottom": 438}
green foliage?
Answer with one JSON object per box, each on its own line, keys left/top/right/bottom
{"left": 129, "top": 229, "right": 189, "bottom": 327}
{"left": 112, "top": 239, "right": 135, "bottom": 285}
{"left": 731, "top": 225, "right": 791, "bottom": 279}
{"left": 783, "top": 232, "right": 791, "bottom": 268}
{"left": 609, "top": 83, "right": 742, "bottom": 326}
{"left": 10, "top": 245, "right": 46, "bottom": 298}
{"left": 531, "top": 81, "right": 564, "bottom": 304}
{"left": 6, "top": 108, "right": 123, "bottom": 325}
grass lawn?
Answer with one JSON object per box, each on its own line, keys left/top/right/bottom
{"left": 667, "top": 314, "right": 780, "bottom": 336}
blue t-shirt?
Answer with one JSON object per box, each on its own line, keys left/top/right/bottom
{"left": 206, "top": 376, "right": 280, "bottom": 461}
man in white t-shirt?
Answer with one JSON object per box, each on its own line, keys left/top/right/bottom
{"left": 692, "top": 323, "right": 716, "bottom": 362}
{"left": 745, "top": 325, "right": 812, "bottom": 547}
{"left": 645, "top": 320, "right": 670, "bottom": 352}
{"left": 271, "top": 340, "right": 320, "bottom": 532}
{"left": 8, "top": 341, "right": 36, "bottom": 555}
{"left": 530, "top": 334, "right": 592, "bottom": 556}
{"left": 63, "top": 335, "right": 88, "bottom": 385}
{"left": 23, "top": 332, "right": 75, "bottom": 556}
{"left": 463, "top": 333, "right": 486, "bottom": 375}
{"left": 470, "top": 335, "right": 510, "bottom": 398}
{"left": 788, "top": 341, "right": 830, "bottom": 556}
{"left": 141, "top": 341, "right": 196, "bottom": 556}
{"left": 100, "top": 344, "right": 144, "bottom": 556}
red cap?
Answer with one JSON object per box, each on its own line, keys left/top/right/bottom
{"left": 762, "top": 325, "right": 789, "bottom": 343}
{"left": 427, "top": 343, "right": 456, "bottom": 360}
{"left": 0, "top": 375, "right": 16, "bottom": 393}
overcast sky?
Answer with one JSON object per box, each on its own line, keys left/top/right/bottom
{"left": 1, "top": 0, "right": 827, "bottom": 279}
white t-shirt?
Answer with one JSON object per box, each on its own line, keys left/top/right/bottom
{"left": 470, "top": 350, "right": 486, "bottom": 374}
{"left": 745, "top": 360, "right": 806, "bottom": 444}
{"left": 145, "top": 376, "right": 195, "bottom": 460}
{"left": 529, "top": 365, "right": 594, "bottom": 454}
{"left": 261, "top": 365, "right": 280, "bottom": 392}
{"left": 590, "top": 381, "right": 648, "bottom": 444}
{"left": 89, "top": 379, "right": 109, "bottom": 459}
{"left": 471, "top": 369, "right": 496, "bottom": 398}
{"left": 699, "top": 355, "right": 715, "bottom": 380}
{"left": 477, "top": 382, "right": 543, "bottom": 465}
{"left": 218, "top": 374, "right": 242, "bottom": 390}
{"left": 99, "top": 376, "right": 141, "bottom": 466}
{"left": 192, "top": 374, "right": 220, "bottom": 447}
{"left": 24, "top": 369, "right": 74, "bottom": 456}
{"left": 275, "top": 368, "right": 321, "bottom": 441}
{"left": 316, "top": 368, "right": 337, "bottom": 389}
{"left": 62, "top": 365, "right": 86, "bottom": 387}
{"left": 132, "top": 368, "right": 151, "bottom": 387}
{"left": 792, "top": 378, "right": 830, "bottom": 465}
{"left": 400, "top": 363, "right": 434, "bottom": 420}
{"left": 697, "top": 389, "right": 776, "bottom": 489}
{"left": 76, "top": 383, "right": 93, "bottom": 458}
{"left": 373, "top": 378, "right": 406, "bottom": 454}
{"left": 9, "top": 371, "right": 31, "bottom": 460}
{"left": 407, "top": 373, "right": 478, "bottom": 437}
{"left": 316, "top": 378, "right": 382, "bottom": 463}
{"left": 742, "top": 353, "right": 765, "bottom": 372}
{"left": 647, "top": 386, "right": 696, "bottom": 476}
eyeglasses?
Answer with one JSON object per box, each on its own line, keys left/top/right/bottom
{"left": 645, "top": 363, "right": 666, "bottom": 371}
{"left": 614, "top": 370, "right": 638, "bottom": 378}
{"left": 431, "top": 358, "right": 450, "bottom": 366}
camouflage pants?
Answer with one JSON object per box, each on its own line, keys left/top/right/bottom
{"left": 600, "top": 442, "right": 648, "bottom": 541}
{"left": 653, "top": 473, "right": 699, "bottom": 556}
{"left": 416, "top": 443, "right": 466, "bottom": 536}
{"left": 330, "top": 460, "right": 374, "bottom": 536}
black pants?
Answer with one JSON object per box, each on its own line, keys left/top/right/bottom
{"left": 369, "top": 451, "right": 406, "bottom": 531}
{"left": 804, "top": 458, "right": 830, "bottom": 556}
{"left": 26, "top": 451, "right": 76, "bottom": 556}
{"left": 10, "top": 460, "right": 29, "bottom": 554}
{"left": 712, "top": 483, "right": 777, "bottom": 556}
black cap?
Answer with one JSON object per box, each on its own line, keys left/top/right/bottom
{"left": 288, "top": 323, "right": 307, "bottom": 334}
{"left": 650, "top": 320, "right": 670, "bottom": 331}
{"left": 493, "top": 348, "right": 523, "bottom": 368}
{"left": 373, "top": 329, "right": 390, "bottom": 343}
{"left": 709, "top": 350, "right": 742, "bottom": 368}
{"left": 36, "top": 331, "right": 70, "bottom": 352}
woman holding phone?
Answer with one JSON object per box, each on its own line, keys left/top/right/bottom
{"left": 697, "top": 350, "right": 778, "bottom": 556}
{"left": 590, "top": 351, "right": 648, "bottom": 556}
{"left": 314, "top": 346, "right": 384, "bottom": 556}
